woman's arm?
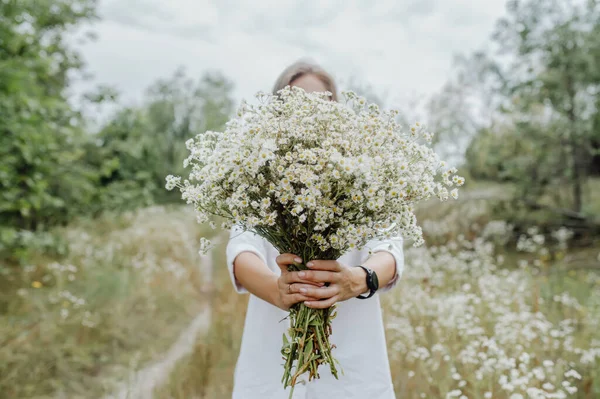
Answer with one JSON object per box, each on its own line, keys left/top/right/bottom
{"left": 226, "top": 226, "right": 323, "bottom": 310}
{"left": 361, "top": 251, "right": 397, "bottom": 292}
{"left": 232, "top": 251, "right": 281, "bottom": 307}
{"left": 364, "top": 237, "right": 405, "bottom": 292}
{"left": 233, "top": 252, "right": 326, "bottom": 310}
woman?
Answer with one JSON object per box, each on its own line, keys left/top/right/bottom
{"left": 226, "top": 60, "right": 404, "bottom": 399}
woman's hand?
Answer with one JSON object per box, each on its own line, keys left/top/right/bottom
{"left": 300, "top": 260, "right": 368, "bottom": 309}
{"left": 275, "top": 253, "right": 326, "bottom": 311}
{"left": 277, "top": 259, "right": 368, "bottom": 309}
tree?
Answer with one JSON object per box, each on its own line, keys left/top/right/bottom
{"left": 0, "top": 0, "right": 98, "bottom": 259}
{"left": 144, "top": 68, "right": 234, "bottom": 193}
{"left": 90, "top": 68, "right": 235, "bottom": 206}
{"left": 490, "top": 0, "right": 600, "bottom": 213}
{"left": 427, "top": 52, "right": 506, "bottom": 167}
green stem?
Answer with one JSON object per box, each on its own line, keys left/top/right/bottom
{"left": 280, "top": 256, "right": 340, "bottom": 391}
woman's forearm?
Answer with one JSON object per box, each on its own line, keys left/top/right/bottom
{"left": 362, "top": 251, "right": 396, "bottom": 291}
{"left": 233, "top": 252, "right": 282, "bottom": 308}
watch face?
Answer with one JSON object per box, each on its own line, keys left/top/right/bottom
{"left": 370, "top": 270, "right": 379, "bottom": 290}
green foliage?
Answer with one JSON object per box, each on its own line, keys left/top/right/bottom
{"left": 466, "top": 117, "right": 569, "bottom": 203}
{"left": 85, "top": 108, "right": 157, "bottom": 213}
{"left": 463, "top": 0, "right": 600, "bottom": 214}
{"left": 0, "top": 0, "right": 98, "bottom": 261}
{"left": 88, "top": 68, "right": 235, "bottom": 208}
{"left": 0, "top": 1, "right": 235, "bottom": 262}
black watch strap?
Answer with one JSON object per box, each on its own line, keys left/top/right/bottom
{"left": 355, "top": 265, "right": 378, "bottom": 299}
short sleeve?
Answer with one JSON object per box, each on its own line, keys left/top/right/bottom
{"left": 363, "top": 236, "right": 404, "bottom": 292}
{"left": 225, "top": 225, "right": 269, "bottom": 294}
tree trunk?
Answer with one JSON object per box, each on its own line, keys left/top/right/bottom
{"left": 565, "top": 59, "right": 584, "bottom": 213}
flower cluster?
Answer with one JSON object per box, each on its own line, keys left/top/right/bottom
{"left": 167, "top": 86, "right": 465, "bottom": 391}
{"left": 168, "top": 86, "right": 464, "bottom": 256}
{"left": 383, "top": 223, "right": 599, "bottom": 399}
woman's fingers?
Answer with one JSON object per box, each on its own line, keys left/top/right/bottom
{"left": 304, "top": 295, "right": 339, "bottom": 309}
{"left": 281, "top": 270, "right": 338, "bottom": 285}
{"left": 289, "top": 283, "right": 333, "bottom": 296}
{"left": 299, "top": 270, "right": 340, "bottom": 284}
{"left": 275, "top": 253, "right": 302, "bottom": 273}
{"left": 296, "top": 285, "right": 338, "bottom": 299}
{"left": 288, "top": 283, "right": 318, "bottom": 293}
{"left": 288, "top": 293, "right": 313, "bottom": 305}
{"left": 306, "top": 260, "right": 342, "bottom": 272}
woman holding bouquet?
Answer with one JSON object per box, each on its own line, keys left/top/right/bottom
{"left": 226, "top": 60, "right": 404, "bottom": 399}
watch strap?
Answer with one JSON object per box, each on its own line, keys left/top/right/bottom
{"left": 355, "top": 265, "right": 376, "bottom": 299}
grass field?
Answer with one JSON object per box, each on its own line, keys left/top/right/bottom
{"left": 0, "top": 206, "right": 210, "bottom": 398}
{"left": 1, "top": 183, "right": 599, "bottom": 398}
{"left": 156, "top": 185, "right": 600, "bottom": 399}
{"left": 154, "top": 245, "right": 600, "bottom": 399}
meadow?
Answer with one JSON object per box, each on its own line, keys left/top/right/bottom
{"left": 4, "top": 184, "right": 597, "bottom": 398}
{"left": 154, "top": 184, "right": 600, "bottom": 399}
{"left": 0, "top": 207, "right": 210, "bottom": 398}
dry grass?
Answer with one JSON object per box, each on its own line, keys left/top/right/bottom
{"left": 153, "top": 245, "right": 599, "bottom": 399}
{"left": 153, "top": 244, "right": 248, "bottom": 399}
{"left": 2, "top": 182, "right": 598, "bottom": 399}
{"left": 0, "top": 206, "right": 210, "bottom": 398}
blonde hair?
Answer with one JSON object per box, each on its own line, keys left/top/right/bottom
{"left": 272, "top": 59, "right": 338, "bottom": 101}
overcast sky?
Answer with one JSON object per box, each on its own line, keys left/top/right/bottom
{"left": 74, "top": 0, "right": 508, "bottom": 111}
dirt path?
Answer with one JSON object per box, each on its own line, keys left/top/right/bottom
{"left": 103, "top": 252, "right": 214, "bottom": 399}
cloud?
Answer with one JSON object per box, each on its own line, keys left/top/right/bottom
{"left": 101, "top": 0, "right": 218, "bottom": 40}
{"left": 75, "top": 0, "right": 508, "bottom": 112}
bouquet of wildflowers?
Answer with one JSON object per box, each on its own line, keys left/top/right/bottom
{"left": 166, "top": 86, "right": 464, "bottom": 392}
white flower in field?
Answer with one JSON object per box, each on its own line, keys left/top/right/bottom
{"left": 518, "top": 352, "right": 530, "bottom": 364}
{"left": 564, "top": 385, "right": 577, "bottom": 394}
{"left": 450, "top": 188, "right": 459, "bottom": 199}
{"left": 564, "top": 369, "right": 581, "bottom": 379}
{"left": 509, "top": 394, "right": 524, "bottom": 399}
{"left": 446, "top": 390, "right": 462, "bottom": 398}
{"left": 503, "top": 383, "right": 515, "bottom": 392}
{"left": 532, "top": 234, "right": 545, "bottom": 245}
{"left": 198, "top": 237, "right": 211, "bottom": 254}
{"left": 484, "top": 393, "right": 492, "bottom": 399}
{"left": 408, "top": 370, "right": 415, "bottom": 378}
{"left": 542, "top": 382, "right": 554, "bottom": 390}
{"left": 378, "top": 216, "right": 600, "bottom": 399}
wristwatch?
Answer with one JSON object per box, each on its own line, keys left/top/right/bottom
{"left": 355, "top": 265, "right": 379, "bottom": 299}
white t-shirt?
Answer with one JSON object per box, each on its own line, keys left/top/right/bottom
{"left": 225, "top": 226, "right": 404, "bottom": 399}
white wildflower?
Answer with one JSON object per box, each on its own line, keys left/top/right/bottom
{"left": 199, "top": 237, "right": 211, "bottom": 254}
{"left": 564, "top": 369, "right": 581, "bottom": 380}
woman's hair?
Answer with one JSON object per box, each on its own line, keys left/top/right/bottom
{"left": 272, "top": 59, "right": 338, "bottom": 101}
